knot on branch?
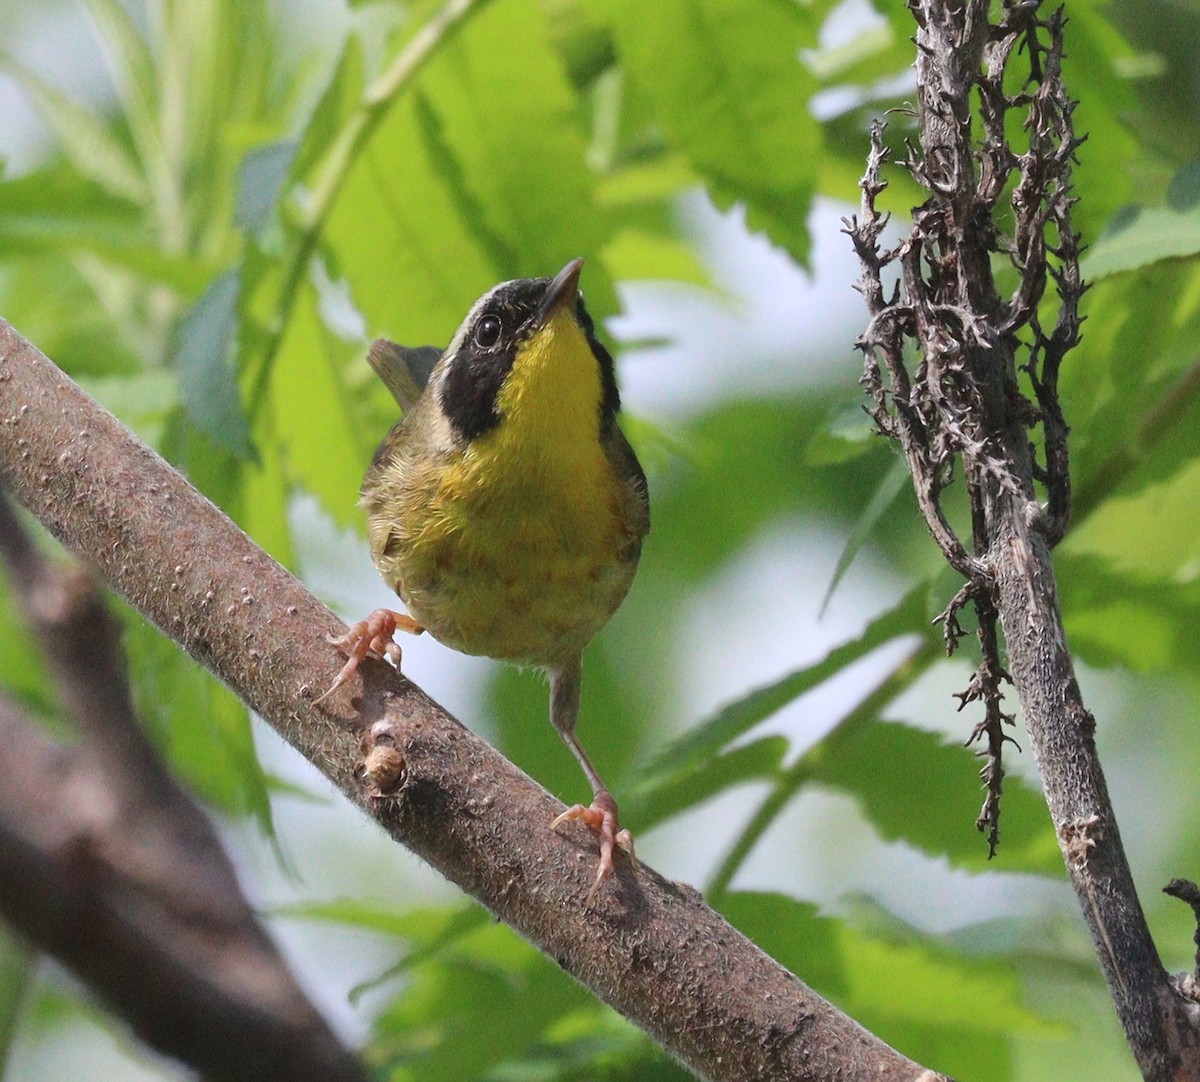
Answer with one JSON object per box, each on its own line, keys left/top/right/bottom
{"left": 845, "top": 0, "right": 1084, "bottom": 858}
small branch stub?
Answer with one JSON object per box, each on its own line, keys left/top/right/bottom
{"left": 357, "top": 720, "right": 408, "bottom": 797}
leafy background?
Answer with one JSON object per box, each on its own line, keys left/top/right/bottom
{"left": 1, "top": 0, "right": 1198, "bottom": 1079}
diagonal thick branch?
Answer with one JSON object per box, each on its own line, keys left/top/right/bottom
{"left": 0, "top": 323, "right": 949, "bottom": 1082}
{"left": 846, "top": 2, "right": 1200, "bottom": 1079}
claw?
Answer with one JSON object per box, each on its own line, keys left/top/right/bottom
{"left": 552, "top": 790, "right": 632, "bottom": 902}
{"left": 314, "top": 608, "right": 423, "bottom": 704}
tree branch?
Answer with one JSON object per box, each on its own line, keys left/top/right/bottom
{"left": 0, "top": 489, "right": 366, "bottom": 1082}
{"left": 847, "top": 3, "right": 1200, "bottom": 1079}
{"left": 0, "top": 326, "right": 949, "bottom": 1080}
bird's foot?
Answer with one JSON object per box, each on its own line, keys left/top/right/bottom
{"left": 551, "top": 789, "right": 634, "bottom": 902}
{"left": 314, "top": 608, "right": 424, "bottom": 704}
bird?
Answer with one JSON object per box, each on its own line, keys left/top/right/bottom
{"left": 320, "top": 258, "right": 649, "bottom": 899}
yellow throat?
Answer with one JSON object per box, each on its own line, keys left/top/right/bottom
{"left": 469, "top": 306, "right": 609, "bottom": 489}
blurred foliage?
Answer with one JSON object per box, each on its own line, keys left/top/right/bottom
{"left": 1, "top": 1, "right": 1199, "bottom": 1080}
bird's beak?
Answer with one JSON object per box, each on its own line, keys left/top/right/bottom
{"left": 537, "top": 258, "right": 584, "bottom": 324}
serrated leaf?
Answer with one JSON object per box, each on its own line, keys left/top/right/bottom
{"left": 320, "top": 81, "right": 492, "bottom": 349}
{"left": 603, "top": 0, "right": 820, "bottom": 261}
{"left": 600, "top": 228, "right": 710, "bottom": 285}
{"left": 371, "top": 922, "right": 593, "bottom": 1082}
{"left": 175, "top": 271, "right": 254, "bottom": 459}
{"left": 1083, "top": 203, "right": 1200, "bottom": 280}
{"left": 811, "top": 719, "right": 1060, "bottom": 873}
{"left": 266, "top": 280, "right": 371, "bottom": 525}
{"left": 640, "top": 586, "right": 929, "bottom": 781}
{"left": 416, "top": 0, "right": 607, "bottom": 277}
{"left": 820, "top": 456, "right": 909, "bottom": 614}
{"left": 319, "top": 0, "right": 617, "bottom": 358}
{"left": 723, "top": 891, "right": 1052, "bottom": 1081}
{"left": 628, "top": 735, "right": 788, "bottom": 829}
{"left": 2, "top": 58, "right": 148, "bottom": 204}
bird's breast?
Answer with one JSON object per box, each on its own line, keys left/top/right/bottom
{"left": 367, "top": 436, "right": 640, "bottom": 667}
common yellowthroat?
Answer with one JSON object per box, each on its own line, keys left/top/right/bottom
{"left": 322, "top": 259, "right": 649, "bottom": 897}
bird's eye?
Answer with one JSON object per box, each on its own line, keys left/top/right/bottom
{"left": 474, "top": 316, "right": 502, "bottom": 349}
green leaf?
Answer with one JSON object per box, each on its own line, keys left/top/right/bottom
{"left": 371, "top": 921, "right": 594, "bottom": 1082}
{"left": 595, "top": 154, "right": 697, "bottom": 207}
{"left": 809, "top": 720, "right": 1062, "bottom": 874}
{"left": 0, "top": 165, "right": 216, "bottom": 293}
{"left": 649, "top": 396, "right": 908, "bottom": 578}
{"left": 0, "top": 168, "right": 145, "bottom": 251}
{"left": 484, "top": 1018, "right": 693, "bottom": 1082}
{"left": 123, "top": 616, "right": 273, "bottom": 830}
{"left": 84, "top": 0, "right": 159, "bottom": 153}
{"left": 600, "top": 228, "right": 709, "bottom": 284}
{"left": 265, "top": 280, "right": 372, "bottom": 525}
{"left": 76, "top": 370, "right": 178, "bottom": 447}
{"left": 640, "top": 586, "right": 930, "bottom": 781}
{"left": 1058, "top": 552, "right": 1200, "bottom": 675}
{"left": 723, "top": 891, "right": 1052, "bottom": 1082}
{"left": 804, "top": 405, "right": 879, "bottom": 467}
{"left": 236, "top": 140, "right": 298, "bottom": 234}
{"left": 290, "top": 37, "right": 366, "bottom": 184}
{"left": 602, "top": 0, "right": 821, "bottom": 261}
{"left": 819, "top": 456, "right": 909, "bottom": 614}
{"left": 175, "top": 271, "right": 254, "bottom": 459}
{"left": 2, "top": 57, "right": 148, "bottom": 204}
{"left": 1083, "top": 202, "right": 1200, "bottom": 280}
{"left": 0, "top": 926, "right": 32, "bottom": 1076}
{"left": 1068, "top": 458, "right": 1200, "bottom": 586}
{"left": 417, "top": 0, "right": 608, "bottom": 277}
{"left": 628, "top": 735, "right": 788, "bottom": 830}
{"left": 320, "top": 90, "right": 491, "bottom": 349}
{"left": 718, "top": 892, "right": 849, "bottom": 995}
{"left": 804, "top": 18, "right": 911, "bottom": 87}
{"left": 0, "top": 576, "right": 54, "bottom": 718}
{"left": 277, "top": 899, "right": 491, "bottom": 1000}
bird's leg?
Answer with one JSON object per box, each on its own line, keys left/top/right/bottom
{"left": 315, "top": 608, "right": 424, "bottom": 704}
{"left": 548, "top": 657, "right": 633, "bottom": 900}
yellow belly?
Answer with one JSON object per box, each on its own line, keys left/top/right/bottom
{"left": 370, "top": 454, "right": 637, "bottom": 668}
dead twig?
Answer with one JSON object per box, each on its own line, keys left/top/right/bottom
{"left": 845, "top": 3, "right": 1200, "bottom": 1078}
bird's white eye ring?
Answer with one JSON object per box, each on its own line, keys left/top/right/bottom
{"left": 474, "top": 315, "right": 502, "bottom": 349}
